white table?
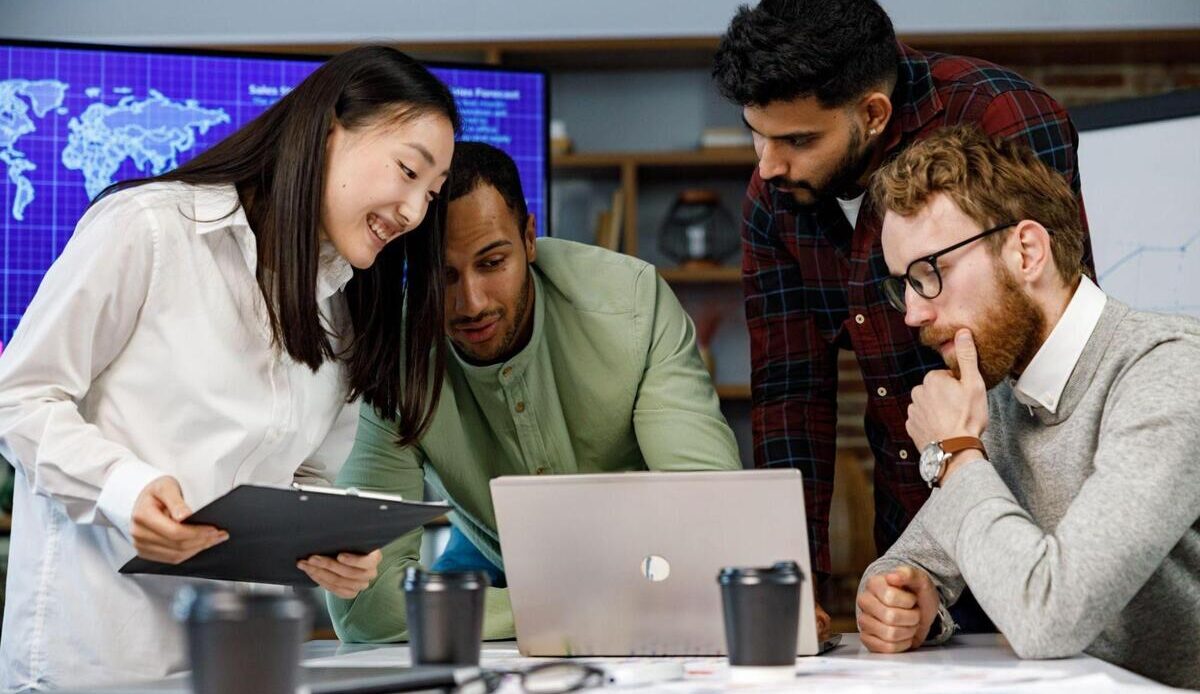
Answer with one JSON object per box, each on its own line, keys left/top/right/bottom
{"left": 300, "top": 633, "right": 1167, "bottom": 692}
{"left": 60, "top": 633, "right": 1168, "bottom": 692}
{"left": 824, "top": 633, "right": 1156, "bottom": 681}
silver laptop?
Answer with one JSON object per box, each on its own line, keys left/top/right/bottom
{"left": 491, "top": 469, "right": 837, "bottom": 657}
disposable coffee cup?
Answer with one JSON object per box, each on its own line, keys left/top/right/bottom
{"left": 403, "top": 568, "right": 490, "bottom": 666}
{"left": 717, "top": 561, "right": 804, "bottom": 673}
{"left": 174, "top": 587, "right": 309, "bottom": 694}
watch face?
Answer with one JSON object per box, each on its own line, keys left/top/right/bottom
{"left": 919, "top": 443, "right": 943, "bottom": 484}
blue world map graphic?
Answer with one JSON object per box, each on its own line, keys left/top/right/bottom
{"left": 0, "top": 44, "right": 545, "bottom": 348}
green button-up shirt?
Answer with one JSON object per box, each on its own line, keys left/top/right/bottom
{"left": 328, "top": 238, "right": 741, "bottom": 642}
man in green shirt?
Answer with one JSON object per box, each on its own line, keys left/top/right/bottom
{"left": 328, "top": 142, "right": 742, "bottom": 642}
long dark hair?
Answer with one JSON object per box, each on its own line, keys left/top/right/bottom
{"left": 96, "top": 45, "right": 459, "bottom": 445}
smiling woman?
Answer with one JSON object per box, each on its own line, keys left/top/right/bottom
{"left": 322, "top": 112, "right": 455, "bottom": 270}
{"left": 96, "top": 45, "right": 462, "bottom": 443}
{"left": 0, "top": 45, "right": 460, "bottom": 689}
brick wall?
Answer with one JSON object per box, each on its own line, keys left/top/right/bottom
{"left": 1015, "top": 62, "right": 1200, "bottom": 107}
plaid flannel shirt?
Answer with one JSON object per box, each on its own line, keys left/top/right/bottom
{"left": 742, "top": 43, "right": 1094, "bottom": 592}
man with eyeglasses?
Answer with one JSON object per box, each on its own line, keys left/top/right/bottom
{"left": 855, "top": 125, "right": 1200, "bottom": 689}
{"left": 712, "top": 0, "right": 1094, "bottom": 634}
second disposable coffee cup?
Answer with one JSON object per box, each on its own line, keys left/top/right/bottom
{"left": 174, "top": 587, "right": 309, "bottom": 694}
{"left": 717, "top": 561, "right": 804, "bottom": 671}
{"left": 403, "top": 568, "right": 490, "bottom": 666}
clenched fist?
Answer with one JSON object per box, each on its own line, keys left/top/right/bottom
{"left": 856, "top": 565, "right": 939, "bottom": 653}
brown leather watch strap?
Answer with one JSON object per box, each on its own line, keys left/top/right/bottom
{"left": 940, "top": 436, "right": 987, "bottom": 459}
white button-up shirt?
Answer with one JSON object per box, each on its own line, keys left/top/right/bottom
{"left": 0, "top": 182, "right": 359, "bottom": 689}
{"left": 1013, "top": 275, "right": 1108, "bottom": 413}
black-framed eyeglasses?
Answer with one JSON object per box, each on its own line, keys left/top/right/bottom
{"left": 465, "top": 662, "right": 606, "bottom": 694}
{"left": 880, "top": 221, "right": 1023, "bottom": 312}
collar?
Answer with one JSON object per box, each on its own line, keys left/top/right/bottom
{"left": 192, "top": 184, "right": 352, "bottom": 300}
{"left": 193, "top": 183, "right": 250, "bottom": 236}
{"left": 316, "top": 240, "right": 354, "bottom": 301}
{"left": 193, "top": 184, "right": 256, "bottom": 277}
{"left": 450, "top": 267, "right": 545, "bottom": 383}
{"left": 1012, "top": 276, "right": 1107, "bottom": 413}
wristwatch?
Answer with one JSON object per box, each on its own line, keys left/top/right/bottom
{"left": 918, "top": 436, "right": 987, "bottom": 488}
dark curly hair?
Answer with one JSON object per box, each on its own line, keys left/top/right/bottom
{"left": 446, "top": 141, "right": 530, "bottom": 232}
{"left": 713, "top": 0, "right": 900, "bottom": 108}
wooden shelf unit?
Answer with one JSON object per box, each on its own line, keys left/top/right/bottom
{"left": 657, "top": 266, "right": 741, "bottom": 284}
{"left": 552, "top": 148, "right": 756, "bottom": 258}
{"left": 553, "top": 148, "right": 758, "bottom": 169}
{"left": 225, "top": 29, "right": 1200, "bottom": 70}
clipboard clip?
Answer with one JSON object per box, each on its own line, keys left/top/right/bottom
{"left": 290, "top": 481, "right": 360, "bottom": 496}
{"left": 289, "top": 482, "right": 412, "bottom": 503}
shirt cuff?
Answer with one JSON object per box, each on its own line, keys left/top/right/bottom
{"left": 921, "top": 457, "right": 1012, "bottom": 560}
{"left": 96, "top": 459, "right": 166, "bottom": 541}
{"left": 927, "top": 599, "right": 958, "bottom": 646}
{"left": 857, "top": 559, "right": 957, "bottom": 648}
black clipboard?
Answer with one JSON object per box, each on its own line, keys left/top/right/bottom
{"left": 119, "top": 483, "right": 448, "bottom": 586}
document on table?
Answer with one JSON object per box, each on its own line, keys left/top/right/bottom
{"left": 655, "top": 659, "right": 1076, "bottom": 692}
{"left": 304, "top": 646, "right": 416, "bottom": 669}
{"left": 303, "top": 648, "right": 1109, "bottom": 693}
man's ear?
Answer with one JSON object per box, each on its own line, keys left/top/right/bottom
{"left": 859, "top": 89, "right": 893, "bottom": 138}
{"left": 523, "top": 213, "right": 537, "bottom": 263}
{"left": 1012, "top": 220, "right": 1056, "bottom": 285}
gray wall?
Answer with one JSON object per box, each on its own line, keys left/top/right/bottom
{"left": 1, "top": 0, "right": 1197, "bottom": 45}
{"left": 552, "top": 70, "right": 741, "bottom": 153}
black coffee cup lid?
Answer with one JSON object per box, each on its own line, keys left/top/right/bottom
{"left": 717, "top": 561, "right": 805, "bottom": 586}
{"left": 173, "top": 587, "right": 308, "bottom": 622}
{"left": 403, "top": 567, "right": 491, "bottom": 592}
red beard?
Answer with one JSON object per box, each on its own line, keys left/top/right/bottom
{"left": 920, "top": 263, "right": 1045, "bottom": 389}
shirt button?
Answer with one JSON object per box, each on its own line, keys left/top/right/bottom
{"left": 855, "top": 314, "right": 865, "bottom": 325}
{"left": 515, "top": 401, "right": 526, "bottom": 413}
{"left": 876, "top": 387, "right": 888, "bottom": 397}
{"left": 899, "top": 449, "right": 909, "bottom": 460}
{"left": 502, "top": 367, "right": 513, "bottom": 378}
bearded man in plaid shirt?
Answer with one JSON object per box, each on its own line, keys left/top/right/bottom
{"left": 712, "top": 0, "right": 1094, "bottom": 637}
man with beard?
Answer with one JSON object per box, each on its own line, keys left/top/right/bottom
{"left": 711, "top": 0, "right": 1094, "bottom": 633}
{"left": 856, "top": 125, "right": 1200, "bottom": 689}
{"left": 327, "top": 142, "right": 742, "bottom": 642}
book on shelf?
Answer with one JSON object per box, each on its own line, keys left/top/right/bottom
{"left": 594, "top": 187, "right": 624, "bottom": 252}
{"left": 699, "top": 126, "right": 754, "bottom": 150}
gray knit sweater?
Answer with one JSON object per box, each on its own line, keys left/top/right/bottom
{"left": 859, "top": 299, "right": 1200, "bottom": 689}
